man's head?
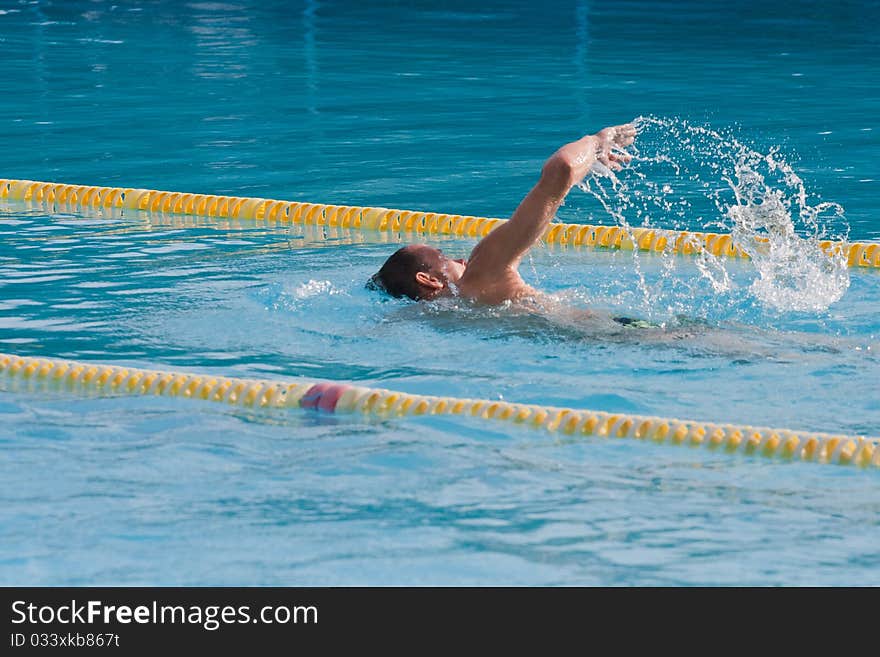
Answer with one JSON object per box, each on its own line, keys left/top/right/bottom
{"left": 369, "top": 244, "right": 466, "bottom": 301}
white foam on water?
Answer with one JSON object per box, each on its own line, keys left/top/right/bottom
{"left": 262, "top": 279, "right": 347, "bottom": 313}
{"left": 290, "top": 279, "right": 342, "bottom": 299}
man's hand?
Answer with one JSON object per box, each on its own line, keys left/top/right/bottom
{"left": 595, "top": 124, "right": 636, "bottom": 171}
{"left": 541, "top": 123, "right": 636, "bottom": 193}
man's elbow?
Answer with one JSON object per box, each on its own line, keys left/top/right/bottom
{"left": 540, "top": 155, "right": 576, "bottom": 195}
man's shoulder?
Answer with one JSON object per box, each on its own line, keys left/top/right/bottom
{"left": 458, "top": 269, "right": 532, "bottom": 306}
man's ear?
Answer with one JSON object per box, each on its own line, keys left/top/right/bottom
{"left": 414, "top": 271, "right": 444, "bottom": 290}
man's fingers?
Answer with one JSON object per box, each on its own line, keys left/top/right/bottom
{"left": 605, "top": 152, "right": 630, "bottom": 170}
{"left": 599, "top": 152, "right": 623, "bottom": 171}
{"left": 610, "top": 148, "right": 632, "bottom": 163}
{"left": 582, "top": 124, "right": 635, "bottom": 176}
{"left": 611, "top": 124, "right": 636, "bottom": 147}
{"left": 595, "top": 124, "right": 636, "bottom": 152}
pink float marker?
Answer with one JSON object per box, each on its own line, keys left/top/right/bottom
{"left": 301, "top": 383, "right": 352, "bottom": 413}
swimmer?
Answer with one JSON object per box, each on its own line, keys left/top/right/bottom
{"left": 369, "top": 124, "right": 636, "bottom": 307}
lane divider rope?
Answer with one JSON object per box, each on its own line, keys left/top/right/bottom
{"left": 2, "top": 352, "right": 876, "bottom": 468}
{"left": 2, "top": 178, "right": 878, "bottom": 268}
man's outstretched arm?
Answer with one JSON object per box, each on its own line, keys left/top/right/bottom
{"left": 465, "top": 125, "right": 635, "bottom": 277}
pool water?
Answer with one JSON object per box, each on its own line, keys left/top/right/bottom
{"left": 1, "top": 0, "right": 878, "bottom": 585}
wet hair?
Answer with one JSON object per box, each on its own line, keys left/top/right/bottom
{"left": 367, "top": 246, "right": 438, "bottom": 301}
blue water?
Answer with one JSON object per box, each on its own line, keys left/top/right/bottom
{"left": 1, "top": 0, "right": 878, "bottom": 585}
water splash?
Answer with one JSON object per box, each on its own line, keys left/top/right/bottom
{"left": 575, "top": 116, "right": 850, "bottom": 315}
{"left": 289, "top": 279, "right": 343, "bottom": 299}
{"left": 263, "top": 279, "right": 346, "bottom": 311}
